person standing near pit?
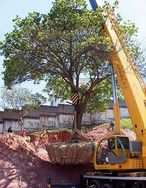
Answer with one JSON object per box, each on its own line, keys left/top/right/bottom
{"left": 8, "top": 126, "right": 12, "bottom": 133}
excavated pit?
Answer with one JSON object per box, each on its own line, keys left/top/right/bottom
{"left": 0, "top": 124, "right": 136, "bottom": 187}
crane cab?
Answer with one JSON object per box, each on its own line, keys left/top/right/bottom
{"left": 94, "top": 135, "right": 143, "bottom": 171}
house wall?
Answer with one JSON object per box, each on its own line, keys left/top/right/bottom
{"left": 3, "top": 120, "right": 20, "bottom": 132}
{"left": 91, "top": 108, "right": 129, "bottom": 124}
{"left": 0, "top": 123, "right": 3, "bottom": 133}
{"left": 0, "top": 106, "right": 130, "bottom": 133}
{"left": 82, "top": 113, "right": 91, "bottom": 125}
{"left": 40, "top": 116, "right": 58, "bottom": 128}
{"left": 59, "top": 114, "right": 74, "bottom": 127}
{"left": 120, "top": 108, "right": 129, "bottom": 118}
{"left": 3, "top": 119, "right": 40, "bottom": 132}
{"left": 105, "top": 109, "right": 114, "bottom": 121}
{"left": 90, "top": 112, "right": 107, "bottom": 124}
{"left": 23, "top": 118, "right": 40, "bottom": 131}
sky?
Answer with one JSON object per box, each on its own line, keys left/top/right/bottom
{"left": 0, "top": 0, "right": 146, "bottom": 95}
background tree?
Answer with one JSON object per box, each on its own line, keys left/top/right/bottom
{"left": 0, "top": 87, "right": 46, "bottom": 130}
{"left": 0, "top": 0, "right": 143, "bottom": 130}
{"left": 0, "top": 87, "right": 46, "bottom": 110}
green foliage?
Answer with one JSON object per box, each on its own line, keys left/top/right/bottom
{"left": 44, "top": 76, "right": 70, "bottom": 101}
{"left": 0, "top": 0, "right": 142, "bottom": 129}
{"left": 87, "top": 79, "right": 111, "bottom": 112}
{"left": 120, "top": 118, "right": 133, "bottom": 130}
{"left": 0, "top": 87, "right": 46, "bottom": 110}
{"left": 26, "top": 92, "right": 46, "bottom": 109}
{"left": 0, "top": 0, "right": 113, "bottom": 87}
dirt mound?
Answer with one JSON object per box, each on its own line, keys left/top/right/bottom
{"left": 40, "top": 130, "right": 71, "bottom": 144}
{"left": 0, "top": 125, "right": 136, "bottom": 187}
{"left": 29, "top": 130, "right": 71, "bottom": 145}
{"left": 0, "top": 133, "right": 48, "bottom": 188}
{"left": 83, "top": 124, "right": 136, "bottom": 141}
{"left": 0, "top": 133, "right": 91, "bottom": 187}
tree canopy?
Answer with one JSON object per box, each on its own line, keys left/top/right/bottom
{"left": 0, "top": 0, "right": 142, "bottom": 129}
{"left": 0, "top": 87, "right": 46, "bottom": 110}
{"left": 0, "top": 86, "right": 46, "bottom": 131}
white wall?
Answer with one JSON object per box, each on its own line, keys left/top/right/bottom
{"left": 0, "top": 107, "right": 130, "bottom": 133}
{"left": 105, "top": 109, "right": 114, "bottom": 121}
{"left": 89, "top": 108, "right": 129, "bottom": 124}
{"left": 82, "top": 113, "right": 91, "bottom": 125}
{"left": 23, "top": 118, "right": 40, "bottom": 130}
{"left": 40, "top": 116, "right": 59, "bottom": 128}
{"left": 59, "top": 114, "right": 74, "bottom": 127}
{"left": 120, "top": 108, "right": 129, "bottom": 118}
{"left": 0, "top": 123, "right": 3, "bottom": 133}
{"left": 3, "top": 120, "right": 20, "bottom": 132}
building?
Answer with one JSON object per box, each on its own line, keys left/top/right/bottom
{"left": 0, "top": 102, "right": 129, "bottom": 133}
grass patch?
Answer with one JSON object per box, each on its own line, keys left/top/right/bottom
{"left": 120, "top": 118, "right": 133, "bottom": 130}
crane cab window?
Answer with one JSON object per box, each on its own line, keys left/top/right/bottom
{"left": 108, "top": 136, "right": 130, "bottom": 150}
{"left": 108, "top": 138, "right": 115, "bottom": 150}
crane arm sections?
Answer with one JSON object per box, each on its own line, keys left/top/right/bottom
{"left": 89, "top": 0, "right": 146, "bottom": 145}
{"left": 106, "top": 16, "right": 146, "bottom": 144}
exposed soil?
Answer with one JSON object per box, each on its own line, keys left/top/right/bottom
{"left": 0, "top": 124, "right": 136, "bottom": 187}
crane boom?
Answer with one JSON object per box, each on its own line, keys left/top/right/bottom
{"left": 89, "top": 0, "right": 146, "bottom": 146}
{"left": 81, "top": 1, "right": 146, "bottom": 187}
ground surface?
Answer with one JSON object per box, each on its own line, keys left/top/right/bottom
{"left": 0, "top": 124, "right": 136, "bottom": 188}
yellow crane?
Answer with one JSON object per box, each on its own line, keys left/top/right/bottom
{"left": 81, "top": 0, "right": 146, "bottom": 187}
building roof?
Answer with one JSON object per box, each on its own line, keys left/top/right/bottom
{"left": 0, "top": 111, "right": 4, "bottom": 123}
{"left": 39, "top": 104, "right": 74, "bottom": 115}
{"left": 0, "top": 104, "right": 74, "bottom": 121}
{"left": 58, "top": 104, "right": 74, "bottom": 114}
{"left": 108, "top": 100, "right": 127, "bottom": 109}
{"left": 0, "top": 101, "right": 127, "bottom": 121}
{"left": 39, "top": 105, "right": 58, "bottom": 116}
{"left": 3, "top": 109, "right": 20, "bottom": 120}
{"left": 3, "top": 108, "right": 40, "bottom": 120}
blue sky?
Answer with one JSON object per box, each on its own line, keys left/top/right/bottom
{"left": 0, "top": 0, "right": 53, "bottom": 92}
{"left": 0, "top": 0, "right": 146, "bottom": 94}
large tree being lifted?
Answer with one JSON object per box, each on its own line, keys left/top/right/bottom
{"left": 0, "top": 0, "right": 143, "bottom": 164}
{"left": 0, "top": 0, "right": 140, "bottom": 131}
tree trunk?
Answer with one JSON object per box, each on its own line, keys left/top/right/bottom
{"left": 71, "top": 89, "right": 91, "bottom": 136}
{"left": 76, "top": 110, "right": 82, "bottom": 130}
{"left": 18, "top": 110, "right": 27, "bottom": 132}
{"left": 72, "top": 104, "right": 83, "bottom": 131}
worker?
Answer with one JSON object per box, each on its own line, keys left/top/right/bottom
{"left": 47, "top": 177, "right": 51, "bottom": 188}
{"left": 110, "top": 121, "right": 114, "bottom": 131}
{"left": 8, "top": 126, "right": 12, "bottom": 133}
{"left": 98, "top": 144, "right": 109, "bottom": 164}
{"left": 19, "top": 130, "right": 26, "bottom": 137}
